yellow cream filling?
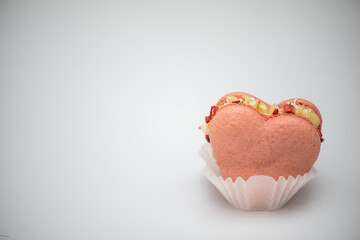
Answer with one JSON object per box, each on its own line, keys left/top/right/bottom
{"left": 226, "top": 96, "right": 242, "bottom": 104}
{"left": 219, "top": 96, "right": 320, "bottom": 127}
{"left": 294, "top": 105, "right": 321, "bottom": 126}
{"left": 202, "top": 96, "right": 320, "bottom": 135}
{"left": 201, "top": 122, "right": 211, "bottom": 135}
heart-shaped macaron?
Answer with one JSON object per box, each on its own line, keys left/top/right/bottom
{"left": 201, "top": 92, "right": 323, "bottom": 181}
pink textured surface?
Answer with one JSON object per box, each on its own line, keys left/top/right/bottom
{"left": 210, "top": 104, "right": 321, "bottom": 181}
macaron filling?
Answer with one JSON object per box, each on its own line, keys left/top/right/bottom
{"left": 200, "top": 95, "right": 322, "bottom": 142}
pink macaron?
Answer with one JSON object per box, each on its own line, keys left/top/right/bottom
{"left": 201, "top": 92, "right": 323, "bottom": 181}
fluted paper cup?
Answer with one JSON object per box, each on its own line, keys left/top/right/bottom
{"left": 199, "top": 143, "right": 317, "bottom": 211}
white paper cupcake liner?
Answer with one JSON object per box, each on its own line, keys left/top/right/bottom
{"left": 199, "top": 143, "right": 317, "bottom": 211}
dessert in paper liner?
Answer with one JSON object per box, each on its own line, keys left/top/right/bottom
{"left": 200, "top": 143, "right": 317, "bottom": 210}
{"left": 198, "top": 92, "right": 323, "bottom": 211}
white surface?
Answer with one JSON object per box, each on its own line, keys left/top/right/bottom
{"left": 0, "top": 0, "right": 359, "bottom": 239}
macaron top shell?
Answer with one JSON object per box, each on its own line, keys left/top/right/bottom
{"left": 210, "top": 104, "right": 321, "bottom": 181}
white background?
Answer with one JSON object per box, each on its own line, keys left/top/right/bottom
{"left": 1, "top": 0, "right": 359, "bottom": 239}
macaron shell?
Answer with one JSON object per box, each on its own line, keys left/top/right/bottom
{"left": 210, "top": 104, "right": 272, "bottom": 180}
{"left": 264, "top": 114, "right": 321, "bottom": 178}
{"left": 210, "top": 104, "right": 321, "bottom": 181}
